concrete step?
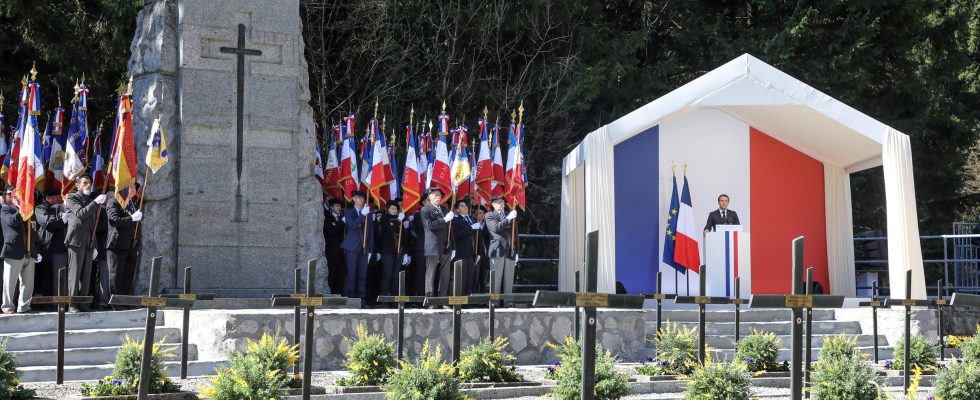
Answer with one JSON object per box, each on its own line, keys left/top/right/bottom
{"left": 1, "top": 327, "right": 183, "bottom": 351}
{"left": 11, "top": 343, "right": 197, "bottom": 367}
{"left": 647, "top": 308, "right": 836, "bottom": 323}
{"left": 671, "top": 320, "right": 862, "bottom": 336}
{"left": 708, "top": 346, "right": 895, "bottom": 362}
{"left": 0, "top": 309, "right": 157, "bottom": 334}
{"left": 17, "top": 359, "right": 227, "bottom": 383}
{"left": 647, "top": 334, "right": 889, "bottom": 350}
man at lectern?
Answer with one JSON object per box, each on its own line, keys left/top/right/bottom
{"left": 703, "top": 194, "right": 740, "bottom": 233}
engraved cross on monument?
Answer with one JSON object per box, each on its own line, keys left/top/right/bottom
{"left": 220, "top": 23, "right": 262, "bottom": 222}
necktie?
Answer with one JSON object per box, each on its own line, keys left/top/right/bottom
{"left": 722, "top": 211, "right": 726, "bottom": 220}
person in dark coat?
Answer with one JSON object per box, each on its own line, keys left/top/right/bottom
{"left": 63, "top": 175, "right": 106, "bottom": 312}
{"left": 485, "top": 195, "right": 519, "bottom": 306}
{"left": 92, "top": 203, "right": 110, "bottom": 309}
{"left": 473, "top": 204, "right": 491, "bottom": 293}
{"left": 407, "top": 197, "right": 429, "bottom": 297}
{"left": 419, "top": 188, "right": 455, "bottom": 299}
{"left": 323, "top": 198, "right": 346, "bottom": 295}
{"left": 106, "top": 184, "right": 143, "bottom": 299}
{"left": 376, "top": 200, "right": 407, "bottom": 297}
{"left": 35, "top": 189, "right": 69, "bottom": 298}
{"left": 451, "top": 200, "right": 480, "bottom": 295}
{"left": 340, "top": 191, "right": 374, "bottom": 304}
{"left": 1, "top": 191, "right": 40, "bottom": 314}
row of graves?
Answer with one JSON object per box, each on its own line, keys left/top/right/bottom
{"left": 4, "top": 233, "right": 980, "bottom": 399}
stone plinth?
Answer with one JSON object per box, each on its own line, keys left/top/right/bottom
{"left": 161, "top": 308, "right": 649, "bottom": 369}
{"left": 128, "top": 0, "right": 323, "bottom": 296}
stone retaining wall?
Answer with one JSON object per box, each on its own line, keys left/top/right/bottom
{"left": 161, "top": 308, "right": 648, "bottom": 369}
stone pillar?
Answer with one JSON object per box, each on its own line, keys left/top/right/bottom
{"left": 128, "top": 0, "right": 325, "bottom": 297}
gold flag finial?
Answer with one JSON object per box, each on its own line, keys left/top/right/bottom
{"left": 671, "top": 161, "right": 676, "bottom": 174}
{"left": 441, "top": 100, "right": 446, "bottom": 114}
{"left": 428, "top": 118, "right": 433, "bottom": 131}
{"left": 518, "top": 100, "right": 525, "bottom": 125}
{"left": 73, "top": 78, "right": 80, "bottom": 93}
{"left": 683, "top": 161, "right": 688, "bottom": 174}
{"left": 126, "top": 77, "right": 133, "bottom": 95}
{"left": 116, "top": 80, "right": 127, "bottom": 96}
{"left": 374, "top": 98, "right": 379, "bottom": 119}
{"left": 0, "top": 91, "right": 5, "bottom": 107}
{"left": 21, "top": 75, "right": 28, "bottom": 88}
{"left": 382, "top": 114, "right": 386, "bottom": 128}
{"left": 30, "top": 62, "right": 38, "bottom": 80}
{"left": 483, "top": 105, "right": 489, "bottom": 119}
{"left": 409, "top": 104, "right": 415, "bottom": 125}
{"left": 80, "top": 73, "right": 86, "bottom": 86}
{"left": 510, "top": 109, "right": 516, "bottom": 122}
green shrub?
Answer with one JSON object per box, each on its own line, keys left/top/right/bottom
{"left": 934, "top": 361, "right": 980, "bottom": 400}
{"left": 809, "top": 354, "right": 884, "bottom": 400}
{"left": 734, "top": 330, "right": 781, "bottom": 372}
{"left": 956, "top": 333, "right": 980, "bottom": 363}
{"left": 244, "top": 333, "right": 301, "bottom": 388}
{"left": 682, "top": 360, "right": 751, "bottom": 400}
{"left": 202, "top": 353, "right": 290, "bottom": 400}
{"left": 336, "top": 324, "right": 397, "bottom": 386}
{"left": 818, "top": 333, "right": 862, "bottom": 362}
{"left": 382, "top": 341, "right": 463, "bottom": 400}
{"left": 549, "top": 336, "right": 631, "bottom": 400}
{"left": 458, "top": 336, "right": 523, "bottom": 383}
{"left": 0, "top": 338, "right": 36, "bottom": 400}
{"left": 650, "top": 322, "right": 698, "bottom": 375}
{"left": 891, "top": 335, "right": 937, "bottom": 370}
{"left": 79, "top": 335, "right": 180, "bottom": 396}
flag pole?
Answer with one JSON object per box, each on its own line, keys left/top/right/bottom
{"left": 132, "top": 162, "right": 150, "bottom": 241}
{"left": 363, "top": 100, "right": 378, "bottom": 250}
{"left": 509, "top": 103, "right": 524, "bottom": 258}
{"left": 396, "top": 106, "right": 413, "bottom": 256}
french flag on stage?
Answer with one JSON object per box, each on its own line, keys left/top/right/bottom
{"left": 673, "top": 175, "right": 701, "bottom": 274}
{"left": 661, "top": 173, "right": 685, "bottom": 274}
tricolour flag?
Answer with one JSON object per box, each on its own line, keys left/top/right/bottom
{"left": 401, "top": 124, "right": 421, "bottom": 214}
{"left": 673, "top": 175, "right": 701, "bottom": 273}
{"left": 491, "top": 123, "right": 505, "bottom": 197}
{"left": 63, "top": 84, "right": 89, "bottom": 190}
{"left": 504, "top": 121, "right": 526, "bottom": 209}
{"left": 45, "top": 106, "right": 66, "bottom": 191}
{"left": 5, "top": 82, "right": 29, "bottom": 185}
{"left": 429, "top": 113, "right": 452, "bottom": 203}
{"left": 661, "top": 173, "right": 685, "bottom": 273}
{"left": 15, "top": 79, "right": 45, "bottom": 220}
{"left": 473, "top": 117, "right": 493, "bottom": 205}
{"left": 323, "top": 125, "right": 342, "bottom": 200}
{"left": 145, "top": 118, "right": 169, "bottom": 173}
{"left": 0, "top": 106, "right": 7, "bottom": 167}
{"left": 450, "top": 126, "right": 471, "bottom": 201}
{"left": 339, "top": 114, "right": 359, "bottom": 201}
{"left": 110, "top": 91, "right": 138, "bottom": 207}
{"left": 312, "top": 122, "right": 325, "bottom": 186}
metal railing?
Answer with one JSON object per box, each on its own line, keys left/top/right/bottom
{"left": 854, "top": 226, "right": 980, "bottom": 296}
{"left": 515, "top": 233, "right": 560, "bottom": 291}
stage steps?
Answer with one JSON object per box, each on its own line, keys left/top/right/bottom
{"left": 642, "top": 308, "right": 895, "bottom": 363}
{"left": 0, "top": 309, "right": 225, "bottom": 383}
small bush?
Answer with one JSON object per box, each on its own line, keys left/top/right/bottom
{"left": 336, "top": 324, "right": 397, "bottom": 386}
{"left": 734, "top": 330, "right": 781, "bottom": 372}
{"left": 382, "top": 341, "right": 463, "bottom": 400}
{"left": 635, "top": 357, "right": 673, "bottom": 376}
{"left": 955, "top": 330, "right": 980, "bottom": 363}
{"left": 809, "top": 354, "right": 884, "bottom": 400}
{"left": 458, "top": 336, "right": 523, "bottom": 383}
{"left": 934, "top": 361, "right": 980, "bottom": 400}
{"left": 682, "top": 360, "right": 751, "bottom": 400}
{"left": 202, "top": 353, "right": 290, "bottom": 400}
{"left": 0, "top": 338, "right": 36, "bottom": 400}
{"left": 650, "top": 322, "right": 699, "bottom": 375}
{"left": 891, "top": 335, "right": 937, "bottom": 370}
{"left": 79, "top": 335, "right": 180, "bottom": 396}
{"left": 818, "top": 333, "right": 862, "bottom": 362}
{"left": 549, "top": 336, "right": 631, "bottom": 400}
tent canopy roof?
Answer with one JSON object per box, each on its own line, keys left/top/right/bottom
{"left": 570, "top": 54, "right": 896, "bottom": 172}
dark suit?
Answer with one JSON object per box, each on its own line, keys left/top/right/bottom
{"left": 340, "top": 206, "right": 374, "bottom": 301}
{"left": 420, "top": 204, "right": 453, "bottom": 296}
{"left": 35, "top": 201, "right": 68, "bottom": 296}
{"left": 0, "top": 205, "right": 38, "bottom": 312}
{"left": 64, "top": 191, "right": 100, "bottom": 306}
{"left": 408, "top": 214, "right": 427, "bottom": 296}
{"left": 485, "top": 210, "right": 519, "bottom": 301}
{"left": 474, "top": 223, "right": 490, "bottom": 293}
{"left": 106, "top": 197, "right": 142, "bottom": 297}
{"left": 452, "top": 214, "right": 477, "bottom": 294}
{"left": 703, "top": 209, "right": 740, "bottom": 232}
{"left": 377, "top": 213, "right": 406, "bottom": 296}
{"left": 323, "top": 206, "right": 346, "bottom": 295}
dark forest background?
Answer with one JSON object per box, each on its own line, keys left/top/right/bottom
{"left": 1, "top": 0, "right": 978, "bottom": 239}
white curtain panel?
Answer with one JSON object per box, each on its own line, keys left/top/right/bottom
{"left": 882, "top": 129, "right": 927, "bottom": 298}
{"left": 824, "top": 164, "right": 856, "bottom": 296}
{"left": 583, "top": 126, "right": 617, "bottom": 293}
{"left": 558, "top": 165, "right": 585, "bottom": 291}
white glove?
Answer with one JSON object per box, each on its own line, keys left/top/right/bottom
{"left": 475, "top": 255, "right": 481, "bottom": 265}
{"left": 408, "top": 215, "right": 414, "bottom": 222}
{"left": 36, "top": 254, "right": 42, "bottom": 263}
{"left": 61, "top": 213, "right": 69, "bottom": 224}
{"left": 442, "top": 212, "right": 455, "bottom": 222}
{"left": 93, "top": 248, "right": 98, "bottom": 260}
{"left": 342, "top": 216, "right": 347, "bottom": 223}
{"left": 360, "top": 207, "right": 370, "bottom": 216}
{"left": 403, "top": 221, "right": 410, "bottom": 229}
{"left": 131, "top": 210, "right": 143, "bottom": 222}
{"left": 470, "top": 222, "right": 482, "bottom": 230}
{"left": 397, "top": 212, "right": 405, "bottom": 221}
{"left": 506, "top": 210, "right": 517, "bottom": 221}
{"left": 451, "top": 250, "right": 456, "bottom": 259}
{"left": 402, "top": 254, "right": 411, "bottom": 266}
{"left": 375, "top": 253, "right": 381, "bottom": 262}
{"left": 94, "top": 194, "right": 107, "bottom": 204}
{"left": 515, "top": 254, "right": 520, "bottom": 263}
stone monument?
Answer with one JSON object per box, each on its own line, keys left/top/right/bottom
{"left": 127, "top": 0, "right": 324, "bottom": 297}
